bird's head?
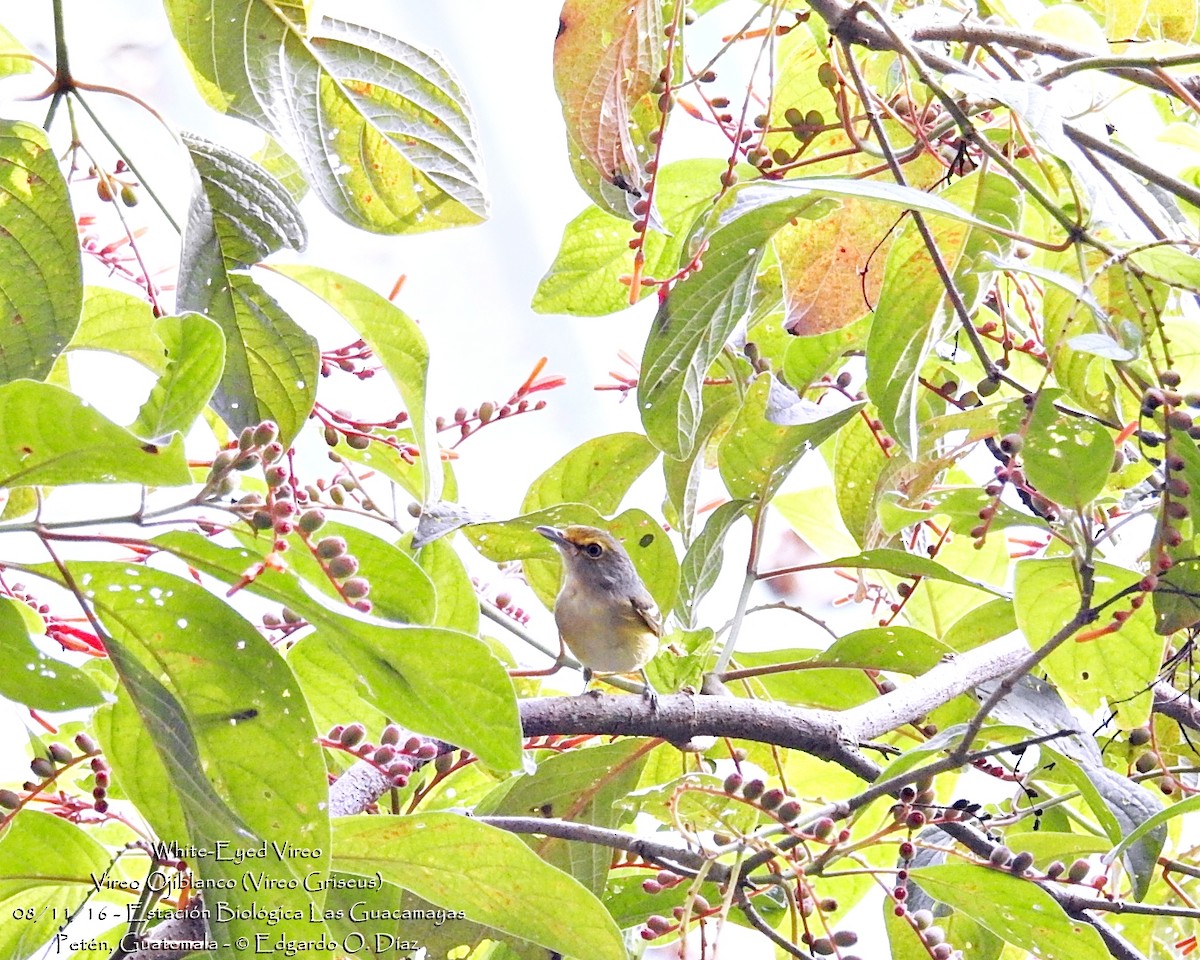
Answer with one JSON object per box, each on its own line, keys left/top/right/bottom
{"left": 535, "top": 524, "right": 634, "bottom": 584}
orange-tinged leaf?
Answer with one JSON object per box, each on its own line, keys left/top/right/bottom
{"left": 554, "top": 0, "right": 664, "bottom": 199}
{"left": 774, "top": 198, "right": 892, "bottom": 334}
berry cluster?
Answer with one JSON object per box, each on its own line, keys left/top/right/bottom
{"left": 0, "top": 732, "right": 108, "bottom": 819}
{"left": 324, "top": 723, "right": 439, "bottom": 789}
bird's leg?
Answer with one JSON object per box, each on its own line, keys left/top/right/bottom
{"left": 640, "top": 668, "right": 660, "bottom": 712}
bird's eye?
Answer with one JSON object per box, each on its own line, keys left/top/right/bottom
{"left": 583, "top": 542, "right": 604, "bottom": 558}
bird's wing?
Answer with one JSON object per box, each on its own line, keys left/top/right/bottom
{"left": 631, "top": 592, "right": 664, "bottom": 638}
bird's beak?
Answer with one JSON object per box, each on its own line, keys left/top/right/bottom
{"left": 535, "top": 525, "right": 566, "bottom": 546}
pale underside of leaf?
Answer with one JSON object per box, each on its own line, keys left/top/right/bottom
{"left": 165, "top": 1, "right": 486, "bottom": 232}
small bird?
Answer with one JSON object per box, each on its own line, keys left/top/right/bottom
{"left": 535, "top": 524, "right": 663, "bottom": 706}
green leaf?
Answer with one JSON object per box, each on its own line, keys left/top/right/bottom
{"left": 733, "top": 648, "right": 879, "bottom": 708}
{"left": 942, "top": 598, "right": 1017, "bottom": 652}
{"left": 662, "top": 387, "right": 740, "bottom": 544}
{"left": 0, "top": 120, "right": 82, "bottom": 382}
{"left": 0, "top": 599, "right": 106, "bottom": 711}
{"left": 407, "top": 534, "right": 480, "bottom": 634}
{"left": 253, "top": 521, "right": 437, "bottom": 626}
{"left": 1000, "top": 389, "right": 1114, "bottom": 509}
{"left": 0, "top": 380, "right": 190, "bottom": 487}
{"left": 178, "top": 137, "right": 317, "bottom": 445}
{"left": 804, "top": 548, "right": 1007, "bottom": 595}
{"left": 477, "top": 740, "right": 650, "bottom": 894}
{"left": 867, "top": 172, "right": 1021, "bottom": 457}
{"left": 533, "top": 159, "right": 728, "bottom": 315}
{"left": 0, "top": 24, "right": 33, "bottom": 78}
{"left": 1014, "top": 559, "right": 1164, "bottom": 727}
{"left": 151, "top": 531, "right": 523, "bottom": 771}
{"left": 270, "top": 265, "right": 438, "bottom": 502}
{"left": 783, "top": 312, "right": 871, "bottom": 390}
{"left": 165, "top": 5, "right": 486, "bottom": 232}
{"left": 67, "top": 563, "right": 331, "bottom": 957}
{"left": 0, "top": 810, "right": 111, "bottom": 960}
{"left": 95, "top": 695, "right": 190, "bottom": 846}
{"left": 676, "top": 500, "right": 751, "bottom": 627}
{"left": 522, "top": 432, "right": 658, "bottom": 514}
{"left": 333, "top": 815, "right": 625, "bottom": 960}
{"left": 638, "top": 190, "right": 836, "bottom": 458}
{"left": 1131, "top": 244, "right": 1200, "bottom": 292}
{"left": 58, "top": 287, "right": 165, "bottom": 374}
{"left": 718, "top": 374, "right": 863, "bottom": 508}
{"left": 252, "top": 133, "right": 309, "bottom": 203}
{"left": 831, "top": 406, "right": 891, "bottom": 546}
{"left": 1154, "top": 557, "right": 1200, "bottom": 635}
{"left": 908, "top": 863, "right": 1105, "bottom": 959}
{"left": 129, "top": 314, "right": 225, "bottom": 440}
{"left": 822, "top": 626, "right": 952, "bottom": 674}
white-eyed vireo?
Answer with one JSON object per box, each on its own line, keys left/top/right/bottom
{"left": 535, "top": 524, "right": 663, "bottom": 706}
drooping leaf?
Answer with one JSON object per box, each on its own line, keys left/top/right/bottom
{"left": 178, "top": 135, "right": 316, "bottom": 445}
{"left": 181, "top": 132, "right": 307, "bottom": 267}
{"left": 866, "top": 172, "right": 1021, "bottom": 458}
{"left": 129, "top": 314, "right": 225, "bottom": 441}
{"left": 165, "top": 6, "right": 487, "bottom": 232}
{"left": 0, "top": 121, "right": 81, "bottom": 383}
{"left": 55, "top": 563, "right": 332, "bottom": 957}
{"left": 270, "top": 265, "right": 437, "bottom": 500}
{"left": 676, "top": 499, "right": 751, "bottom": 627}
{"left": 0, "top": 380, "right": 189, "bottom": 487}
{"left": 554, "top": 0, "right": 664, "bottom": 219}
{"left": 333, "top": 815, "right": 626, "bottom": 960}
